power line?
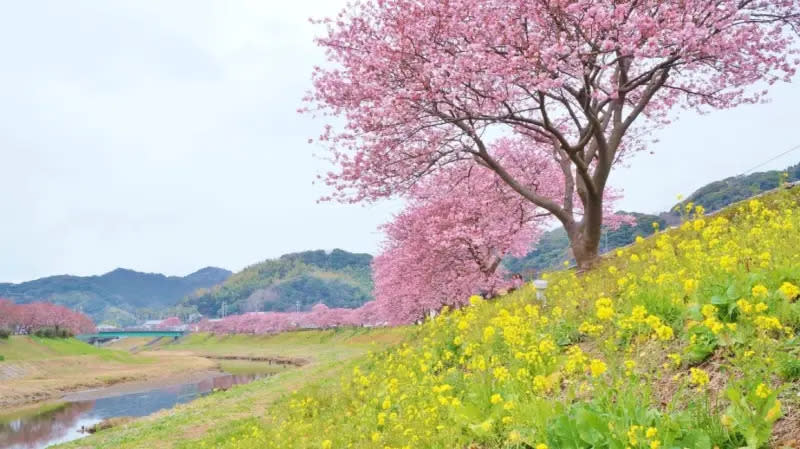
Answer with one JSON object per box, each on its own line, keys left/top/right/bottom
{"left": 742, "top": 143, "right": 800, "bottom": 175}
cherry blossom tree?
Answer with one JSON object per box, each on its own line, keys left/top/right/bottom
{"left": 371, "top": 141, "right": 632, "bottom": 323}
{"left": 0, "top": 299, "right": 95, "bottom": 335}
{"left": 157, "top": 317, "right": 183, "bottom": 330}
{"left": 307, "top": 0, "right": 800, "bottom": 268}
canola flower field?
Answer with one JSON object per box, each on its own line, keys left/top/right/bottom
{"left": 208, "top": 188, "right": 800, "bottom": 449}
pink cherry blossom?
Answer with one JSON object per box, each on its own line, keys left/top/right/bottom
{"left": 371, "top": 139, "right": 631, "bottom": 324}
{"left": 157, "top": 316, "right": 182, "bottom": 330}
{"left": 306, "top": 0, "right": 800, "bottom": 268}
{"left": 0, "top": 298, "right": 96, "bottom": 335}
{"left": 195, "top": 300, "right": 388, "bottom": 335}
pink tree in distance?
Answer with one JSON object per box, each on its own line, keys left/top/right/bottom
{"left": 157, "top": 316, "right": 183, "bottom": 330}
{"left": 0, "top": 299, "right": 95, "bottom": 335}
{"left": 306, "top": 0, "right": 800, "bottom": 268}
{"left": 196, "top": 301, "right": 388, "bottom": 335}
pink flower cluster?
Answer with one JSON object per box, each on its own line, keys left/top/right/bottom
{"left": 308, "top": 0, "right": 800, "bottom": 205}
{"left": 0, "top": 298, "right": 96, "bottom": 335}
{"left": 195, "top": 301, "right": 387, "bottom": 335}
{"left": 156, "top": 316, "right": 183, "bottom": 330}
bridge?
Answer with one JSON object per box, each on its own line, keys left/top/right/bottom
{"left": 76, "top": 330, "right": 187, "bottom": 343}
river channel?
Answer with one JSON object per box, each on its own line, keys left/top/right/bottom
{"left": 0, "top": 372, "right": 265, "bottom": 449}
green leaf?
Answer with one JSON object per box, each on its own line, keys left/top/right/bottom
{"left": 710, "top": 295, "right": 727, "bottom": 306}
{"left": 726, "top": 283, "right": 740, "bottom": 300}
{"left": 575, "top": 408, "right": 605, "bottom": 445}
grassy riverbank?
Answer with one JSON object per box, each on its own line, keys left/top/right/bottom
{"left": 52, "top": 327, "right": 408, "bottom": 449}
{"left": 0, "top": 336, "right": 217, "bottom": 409}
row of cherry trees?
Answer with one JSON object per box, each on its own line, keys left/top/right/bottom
{"left": 196, "top": 302, "right": 386, "bottom": 334}
{"left": 0, "top": 299, "right": 96, "bottom": 335}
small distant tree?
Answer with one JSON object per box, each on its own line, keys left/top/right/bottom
{"left": 157, "top": 317, "right": 182, "bottom": 330}
{"left": 308, "top": 0, "right": 800, "bottom": 269}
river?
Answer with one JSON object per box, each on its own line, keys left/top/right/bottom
{"left": 0, "top": 372, "right": 265, "bottom": 449}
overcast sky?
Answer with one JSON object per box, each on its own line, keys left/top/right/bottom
{"left": 1, "top": 1, "right": 799, "bottom": 283}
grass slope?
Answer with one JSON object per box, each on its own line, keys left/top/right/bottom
{"left": 182, "top": 187, "right": 799, "bottom": 449}
{"left": 0, "top": 336, "right": 135, "bottom": 362}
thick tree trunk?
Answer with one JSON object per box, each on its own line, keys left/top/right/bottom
{"left": 565, "top": 196, "right": 604, "bottom": 271}
{"left": 569, "top": 232, "right": 601, "bottom": 271}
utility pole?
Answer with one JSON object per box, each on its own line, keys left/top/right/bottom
{"left": 296, "top": 300, "right": 300, "bottom": 314}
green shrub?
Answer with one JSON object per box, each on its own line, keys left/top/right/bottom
{"left": 779, "top": 356, "right": 800, "bottom": 381}
{"left": 33, "top": 327, "right": 74, "bottom": 339}
{"left": 0, "top": 355, "right": 4, "bottom": 361}
{"left": 0, "top": 328, "right": 10, "bottom": 339}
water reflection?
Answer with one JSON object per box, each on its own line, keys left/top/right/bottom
{"left": 0, "top": 373, "right": 262, "bottom": 449}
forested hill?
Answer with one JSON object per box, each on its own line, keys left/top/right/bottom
{"left": 666, "top": 161, "right": 800, "bottom": 220}
{"left": 0, "top": 267, "right": 232, "bottom": 326}
{"left": 180, "top": 249, "right": 374, "bottom": 318}
{"left": 506, "top": 161, "right": 800, "bottom": 274}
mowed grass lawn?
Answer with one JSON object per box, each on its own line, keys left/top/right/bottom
{"left": 52, "top": 327, "right": 409, "bottom": 449}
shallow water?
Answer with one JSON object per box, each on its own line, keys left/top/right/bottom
{"left": 0, "top": 373, "right": 263, "bottom": 449}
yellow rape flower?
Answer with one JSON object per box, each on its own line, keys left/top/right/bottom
{"left": 755, "top": 383, "right": 772, "bottom": 399}
{"left": 752, "top": 284, "right": 769, "bottom": 299}
{"left": 689, "top": 368, "right": 710, "bottom": 389}
{"left": 655, "top": 324, "right": 674, "bottom": 341}
{"left": 737, "top": 299, "right": 754, "bottom": 314}
{"left": 490, "top": 393, "right": 503, "bottom": 404}
{"left": 483, "top": 326, "right": 496, "bottom": 341}
{"left": 766, "top": 400, "right": 782, "bottom": 421}
{"left": 628, "top": 425, "right": 642, "bottom": 445}
{"left": 589, "top": 359, "right": 607, "bottom": 377}
{"left": 493, "top": 366, "right": 510, "bottom": 382}
{"left": 779, "top": 282, "right": 800, "bottom": 300}
{"left": 701, "top": 304, "right": 718, "bottom": 319}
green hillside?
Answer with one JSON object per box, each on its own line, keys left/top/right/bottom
{"left": 181, "top": 249, "right": 374, "bottom": 317}
{"left": 0, "top": 267, "right": 231, "bottom": 326}
{"left": 507, "top": 162, "right": 800, "bottom": 274}
{"left": 667, "top": 162, "right": 800, "bottom": 219}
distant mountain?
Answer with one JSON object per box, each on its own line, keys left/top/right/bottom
{"left": 0, "top": 267, "right": 231, "bottom": 326}
{"left": 506, "top": 161, "right": 800, "bottom": 275}
{"left": 181, "top": 249, "right": 373, "bottom": 318}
